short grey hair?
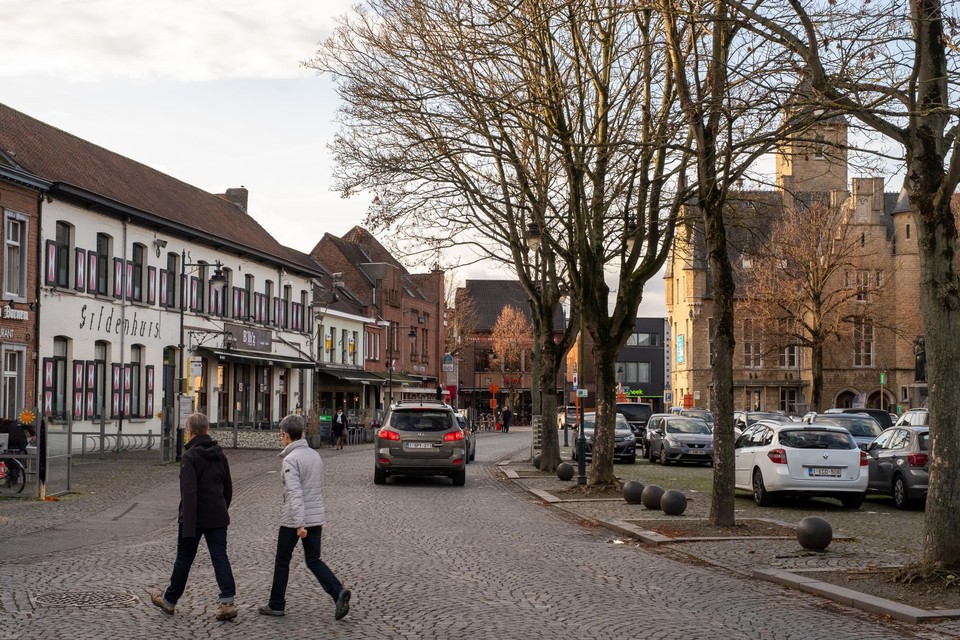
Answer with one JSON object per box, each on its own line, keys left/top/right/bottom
{"left": 279, "top": 414, "right": 305, "bottom": 440}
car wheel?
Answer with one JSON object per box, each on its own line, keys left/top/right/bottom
{"left": 648, "top": 445, "right": 656, "bottom": 462}
{"left": 374, "top": 468, "right": 387, "bottom": 485}
{"left": 470, "top": 448, "right": 476, "bottom": 462}
{"left": 752, "top": 468, "right": 773, "bottom": 506}
{"left": 627, "top": 455, "right": 636, "bottom": 465}
{"left": 452, "top": 469, "right": 466, "bottom": 487}
{"left": 659, "top": 447, "right": 670, "bottom": 465}
{"left": 840, "top": 491, "right": 865, "bottom": 509}
{"left": 892, "top": 475, "right": 911, "bottom": 510}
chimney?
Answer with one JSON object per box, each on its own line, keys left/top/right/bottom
{"left": 220, "top": 186, "right": 248, "bottom": 213}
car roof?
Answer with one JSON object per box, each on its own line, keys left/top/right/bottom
{"left": 757, "top": 420, "right": 853, "bottom": 434}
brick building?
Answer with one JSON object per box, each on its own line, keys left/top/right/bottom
{"left": 667, "top": 115, "right": 925, "bottom": 415}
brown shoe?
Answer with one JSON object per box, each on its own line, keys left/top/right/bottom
{"left": 216, "top": 602, "right": 237, "bottom": 621}
{"left": 151, "top": 592, "right": 175, "bottom": 615}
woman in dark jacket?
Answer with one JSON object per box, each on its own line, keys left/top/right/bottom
{"left": 152, "top": 413, "right": 237, "bottom": 621}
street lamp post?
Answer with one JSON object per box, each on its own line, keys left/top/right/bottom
{"left": 176, "top": 250, "right": 225, "bottom": 461}
{"left": 576, "top": 313, "right": 587, "bottom": 486}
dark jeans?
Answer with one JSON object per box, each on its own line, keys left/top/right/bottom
{"left": 268, "top": 525, "right": 343, "bottom": 611}
{"left": 163, "top": 525, "right": 236, "bottom": 604}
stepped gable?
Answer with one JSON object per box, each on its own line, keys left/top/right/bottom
{"left": 0, "top": 102, "right": 316, "bottom": 274}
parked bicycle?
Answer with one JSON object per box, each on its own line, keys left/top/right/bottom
{"left": 0, "top": 454, "right": 26, "bottom": 494}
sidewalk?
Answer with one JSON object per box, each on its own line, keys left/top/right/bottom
{"left": 498, "top": 440, "right": 960, "bottom": 627}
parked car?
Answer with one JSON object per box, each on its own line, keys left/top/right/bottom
{"left": 823, "top": 407, "right": 893, "bottom": 430}
{"left": 557, "top": 405, "right": 578, "bottom": 429}
{"left": 374, "top": 400, "right": 466, "bottom": 486}
{"left": 615, "top": 401, "right": 652, "bottom": 441}
{"left": 733, "top": 411, "right": 792, "bottom": 437}
{"left": 734, "top": 420, "right": 868, "bottom": 508}
{"left": 454, "top": 412, "right": 477, "bottom": 464}
{"left": 571, "top": 412, "right": 636, "bottom": 464}
{"left": 641, "top": 413, "right": 673, "bottom": 457}
{"left": 866, "top": 426, "right": 930, "bottom": 509}
{"left": 895, "top": 408, "right": 929, "bottom": 427}
{"left": 647, "top": 415, "right": 713, "bottom": 465}
{"left": 808, "top": 413, "right": 884, "bottom": 450}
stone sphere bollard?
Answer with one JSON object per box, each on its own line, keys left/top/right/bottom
{"left": 622, "top": 480, "right": 645, "bottom": 504}
{"left": 660, "top": 490, "right": 688, "bottom": 516}
{"left": 557, "top": 462, "right": 575, "bottom": 481}
{"left": 797, "top": 516, "right": 833, "bottom": 551}
{"left": 640, "top": 484, "right": 665, "bottom": 510}
{"left": 532, "top": 453, "right": 542, "bottom": 468}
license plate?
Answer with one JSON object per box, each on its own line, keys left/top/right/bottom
{"left": 406, "top": 442, "right": 434, "bottom": 449}
{"left": 809, "top": 467, "right": 841, "bottom": 477}
{"left": 690, "top": 450, "right": 706, "bottom": 455}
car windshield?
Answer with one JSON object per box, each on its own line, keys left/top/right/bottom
{"left": 665, "top": 418, "right": 711, "bottom": 434}
{"left": 747, "top": 412, "right": 784, "bottom": 424}
{"left": 818, "top": 417, "right": 882, "bottom": 438}
{"left": 682, "top": 410, "right": 714, "bottom": 424}
{"left": 582, "top": 414, "right": 632, "bottom": 432}
{"left": 778, "top": 428, "right": 856, "bottom": 449}
{"left": 389, "top": 410, "right": 454, "bottom": 431}
{"left": 455, "top": 415, "right": 467, "bottom": 429}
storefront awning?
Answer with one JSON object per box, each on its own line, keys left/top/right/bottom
{"left": 372, "top": 372, "right": 421, "bottom": 385}
{"left": 199, "top": 348, "right": 316, "bottom": 369}
{"left": 316, "top": 368, "right": 383, "bottom": 384}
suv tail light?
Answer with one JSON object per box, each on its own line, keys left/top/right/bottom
{"left": 443, "top": 430, "right": 464, "bottom": 442}
{"left": 379, "top": 428, "right": 400, "bottom": 441}
{"left": 907, "top": 452, "right": 929, "bottom": 467}
{"left": 767, "top": 448, "right": 788, "bottom": 465}
{"left": 860, "top": 450, "right": 868, "bottom": 466}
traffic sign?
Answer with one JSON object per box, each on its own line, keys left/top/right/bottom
{"left": 577, "top": 389, "right": 588, "bottom": 398}
{"left": 880, "top": 372, "right": 886, "bottom": 384}
{"left": 572, "top": 372, "right": 578, "bottom": 391}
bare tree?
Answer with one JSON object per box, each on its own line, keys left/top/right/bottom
{"left": 737, "top": 0, "right": 960, "bottom": 569}
{"left": 311, "top": 0, "right": 688, "bottom": 485}
{"left": 739, "top": 200, "right": 893, "bottom": 411}
{"left": 492, "top": 306, "right": 534, "bottom": 415}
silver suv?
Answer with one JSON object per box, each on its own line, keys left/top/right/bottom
{"left": 374, "top": 400, "right": 466, "bottom": 486}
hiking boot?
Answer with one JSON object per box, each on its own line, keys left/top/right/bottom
{"left": 334, "top": 589, "right": 351, "bottom": 621}
{"left": 216, "top": 602, "right": 237, "bottom": 621}
{"left": 258, "top": 605, "right": 285, "bottom": 617}
{"left": 151, "top": 592, "right": 175, "bottom": 615}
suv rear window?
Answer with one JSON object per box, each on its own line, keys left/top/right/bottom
{"left": 616, "top": 403, "right": 652, "bottom": 424}
{"left": 389, "top": 409, "right": 455, "bottom": 431}
{"left": 778, "top": 429, "right": 856, "bottom": 449}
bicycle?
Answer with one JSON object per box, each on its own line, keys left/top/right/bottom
{"left": 0, "top": 454, "right": 26, "bottom": 494}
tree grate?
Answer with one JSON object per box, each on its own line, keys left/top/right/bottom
{"left": 32, "top": 591, "right": 142, "bottom": 607}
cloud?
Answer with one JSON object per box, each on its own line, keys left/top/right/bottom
{"left": 1, "top": 0, "right": 352, "bottom": 82}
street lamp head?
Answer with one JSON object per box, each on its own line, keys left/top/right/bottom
{"left": 625, "top": 220, "right": 638, "bottom": 252}
{"left": 525, "top": 222, "right": 542, "bottom": 252}
{"left": 209, "top": 262, "right": 227, "bottom": 288}
{"left": 408, "top": 326, "right": 417, "bottom": 338}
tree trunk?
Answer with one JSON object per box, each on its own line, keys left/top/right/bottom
{"left": 588, "top": 345, "right": 619, "bottom": 487}
{"left": 811, "top": 341, "right": 824, "bottom": 412}
{"left": 537, "top": 343, "right": 561, "bottom": 472}
{"left": 911, "top": 192, "right": 960, "bottom": 569}
{"left": 705, "top": 192, "right": 737, "bottom": 527}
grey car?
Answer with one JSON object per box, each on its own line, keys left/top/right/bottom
{"left": 647, "top": 415, "right": 714, "bottom": 465}
{"left": 808, "top": 413, "right": 883, "bottom": 450}
{"left": 374, "top": 400, "right": 466, "bottom": 486}
{"left": 454, "top": 412, "right": 477, "bottom": 463}
{"left": 571, "top": 412, "right": 637, "bottom": 464}
{"left": 866, "top": 426, "right": 930, "bottom": 509}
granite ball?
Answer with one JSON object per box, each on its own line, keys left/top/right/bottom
{"left": 622, "top": 480, "right": 645, "bottom": 504}
{"left": 640, "top": 484, "right": 665, "bottom": 510}
{"left": 532, "top": 453, "right": 542, "bottom": 468}
{"left": 557, "top": 462, "right": 575, "bottom": 481}
{"left": 797, "top": 516, "right": 833, "bottom": 551}
{"left": 660, "top": 490, "right": 688, "bottom": 516}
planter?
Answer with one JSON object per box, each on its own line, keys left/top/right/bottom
{"left": 307, "top": 435, "right": 323, "bottom": 449}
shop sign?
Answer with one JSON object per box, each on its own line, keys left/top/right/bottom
{"left": 225, "top": 322, "right": 272, "bottom": 352}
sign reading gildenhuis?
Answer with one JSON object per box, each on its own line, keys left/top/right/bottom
{"left": 79, "top": 304, "right": 162, "bottom": 339}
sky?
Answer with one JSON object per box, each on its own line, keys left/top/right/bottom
{"left": 1, "top": 0, "right": 668, "bottom": 318}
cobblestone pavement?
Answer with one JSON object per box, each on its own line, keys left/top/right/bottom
{"left": 0, "top": 430, "right": 955, "bottom": 639}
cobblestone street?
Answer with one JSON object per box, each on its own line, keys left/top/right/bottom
{"left": 0, "top": 431, "right": 955, "bottom": 639}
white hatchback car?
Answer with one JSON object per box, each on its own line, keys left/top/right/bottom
{"left": 734, "top": 420, "right": 868, "bottom": 508}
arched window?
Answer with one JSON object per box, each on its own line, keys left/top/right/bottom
{"left": 53, "top": 336, "right": 69, "bottom": 420}
{"left": 131, "top": 345, "right": 143, "bottom": 417}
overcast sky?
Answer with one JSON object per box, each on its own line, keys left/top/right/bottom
{"left": 1, "top": 0, "right": 667, "bottom": 317}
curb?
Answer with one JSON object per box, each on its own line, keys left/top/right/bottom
{"left": 501, "top": 466, "right": 960, "bottom": 624}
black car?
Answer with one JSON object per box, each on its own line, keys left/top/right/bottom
{"left": 825, "top": 407, "right": 893, "bottom": 431}
{"left": 615, "top": 402, "right": 652, "bottom": 441}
